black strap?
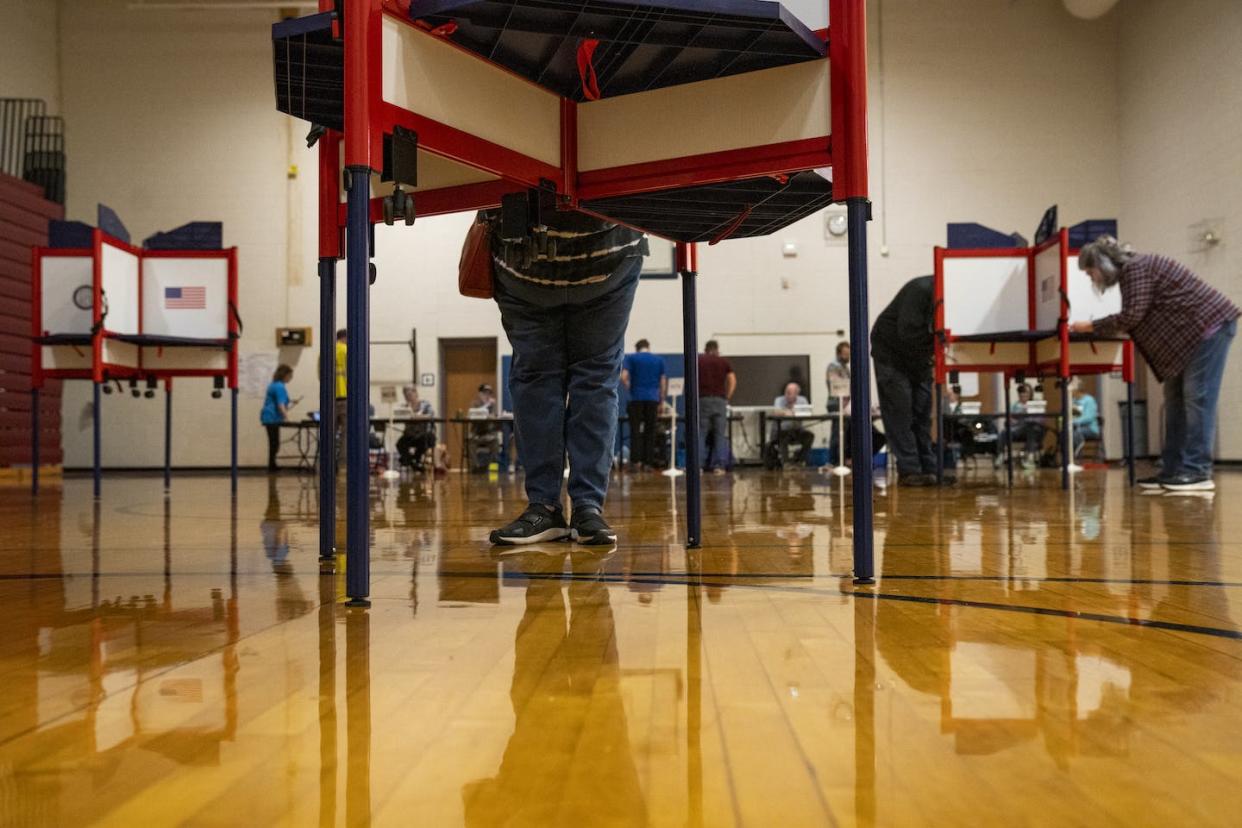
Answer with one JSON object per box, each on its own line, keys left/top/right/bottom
{"left": 90, "top": 291, "right": 109, "bottom": 336}
{"left": 229, "top": 301, "right": 243, "bottom": 339}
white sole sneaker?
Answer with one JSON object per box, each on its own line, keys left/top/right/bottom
{"left": 1161, "top": 479, "right": 1215, "bottom": 492}
{"left": 489, "top": 528, "right": 571, "bottom": 546}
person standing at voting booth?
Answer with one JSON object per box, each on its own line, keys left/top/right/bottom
{"left": 260, "top": 364, "right": 297, "bottom": 472}
{"left": 872, "top": 275, "right": 948, "bottom": 486}
{"left": 1073, "top": 236, "right": 1239, "bottom": 491}
{"left": 480, "top": 209, "right": 648, "bottom": 546}
{"left": 621, "top": 339, "right": 666, "bottom": 470}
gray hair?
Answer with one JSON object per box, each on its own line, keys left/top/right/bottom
{"left": 1077, "top": 235, "right": 1135, "bottom": 290}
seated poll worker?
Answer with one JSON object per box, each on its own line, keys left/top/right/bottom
{"left": 1073, "top": 236, "right": 1239, "bottom": 491}
{"left": 467, "top": 383, "right": 503, "bottom": 471}
{"left": 771, "top": 382, "right": 815, "bottom": 465}
{"left": 621, "top": 338, "right": 666, "bottom": 470}
{"left": 871, "top": 275, "right": 950, "bottom": 486}
{"left": 481, "top": 209, "right": 648, "bottom": 545}
{"left": 1003, "top": 384, "right": 1045, "bottom": 468}
{"left": 1071, "top": 384, "right": 1100, "bottom": 457}
{"left": 396, "top": 385, "right": 437, "bottom": 470}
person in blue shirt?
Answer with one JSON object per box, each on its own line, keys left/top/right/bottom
{"left": 620, "top": 339, "right": 667, "bottom": 470}
{"left": 1072, "top": 385, "right": 1101, "bottom": 457}
{"left": 261, "top": 364, "right": 297, "bottom": 472}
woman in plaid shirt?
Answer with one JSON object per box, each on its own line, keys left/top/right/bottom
{"left": 1072, "top": 236, "right": 1239, "bottom": 491}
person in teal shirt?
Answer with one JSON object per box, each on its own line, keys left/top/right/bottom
{"left": 1072, "top": 385, "right": 1100, "bottom": 457}
{"left": 261, "top": 364, "right": 297, "bottom": 472}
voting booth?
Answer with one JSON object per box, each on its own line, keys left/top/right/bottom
{"left": 933, "top": 226, "right": 1135, "bottom": 488}
{"left": 32, "top": 221, "right": 240, "bottom": 496}
{"left": 271, "top": 0, "right": 876, "bottom": 600}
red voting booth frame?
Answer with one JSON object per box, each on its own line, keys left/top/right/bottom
{"left": 931, "top": 228, "right": 1137, "bottom": 491}
{"left": 309, "top": 0, "right": 874, "bottom": 605}
{"left": 30, "top": 230, "right": 240, "bottom": 497}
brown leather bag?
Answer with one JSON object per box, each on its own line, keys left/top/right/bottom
{"left": 458, "top": 215, "right": 494, "bottom": 299}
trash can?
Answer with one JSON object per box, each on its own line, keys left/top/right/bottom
{"left": 1118, "top": 400, "right": 1148, "bottom": 457}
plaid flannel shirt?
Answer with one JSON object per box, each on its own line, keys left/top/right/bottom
{"left": 1093, "top": 254, "right": 1239, "bottom": 382}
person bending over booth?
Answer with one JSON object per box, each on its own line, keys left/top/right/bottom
{"left": 871, "top": 275, "right": 951, "bottom": 486}
{"left": 482, "top": 209, "right": 648, "bottom": 545}
{"left": 621, "top": 338, "right": 666, "bottom": 470}
{"left": 1073, "top": 236, "right": 1239, "bottom": 491}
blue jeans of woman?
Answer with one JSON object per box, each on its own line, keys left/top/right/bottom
{"left": 495, "top": 260, "right": 640, "bottom": 513}
{"left": 1161, "top": 319, "right": 1236, "bottom": 477}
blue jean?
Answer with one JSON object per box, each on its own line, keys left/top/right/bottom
{"left": 1161, "top": 319, "right": 1235, "bottom": 477}
{"left": 495, "top": 260, "right": 640, "bottom": 512}
{"left": 699, "top": 396, "right": 729, "bottom": 470}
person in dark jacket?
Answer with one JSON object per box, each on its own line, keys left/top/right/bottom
{"left": 1073, "top": 236, "right": 1238, "bottom": 491}
{"left": 871, "top": 275, "right": 947, "bottom": 486}
{"left": 480, "top": 209, "right": 648, "bottom": 546}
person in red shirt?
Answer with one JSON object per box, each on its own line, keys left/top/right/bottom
{"left": 1073, "top": 236, "right": 1238, "bottom": 491}
{"left": 697, "top": 340, "right": 736, "bottom": 473}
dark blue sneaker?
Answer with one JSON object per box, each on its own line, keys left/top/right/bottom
{"left": 489, "top": 504, "right": 571, "bottom": 546}
{"left": 570, "top": 508, "right": 617, "bottom": 546}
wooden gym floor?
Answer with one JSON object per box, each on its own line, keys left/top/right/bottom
{"left": 1, "top": 466, "right": 1240, "bottom": 826}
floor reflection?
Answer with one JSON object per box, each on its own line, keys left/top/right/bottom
{"left": 0, "top": 468, "right": 1239, "bottom": 824}
{"left": 464, "top": 549, "right": 646, "bottom": 826}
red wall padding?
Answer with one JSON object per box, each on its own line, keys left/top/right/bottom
{"left": 0, "top": 172, "right": 63, "bottom": 467}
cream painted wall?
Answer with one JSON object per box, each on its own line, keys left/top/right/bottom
{"left": 0, "top": 0, "right": 60, "bottom": 110}
{"left": 1118, "top": 0, "right": 1242, "bottom": 460}
{"left": 51, "top": 0, "right": 1124, "bottom": 468}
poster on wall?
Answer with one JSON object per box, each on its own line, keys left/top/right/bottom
{"left": 239, "top": 353, "right": 278, "bottom": 398}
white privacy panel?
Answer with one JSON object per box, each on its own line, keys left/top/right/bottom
{"left": 40, "top": 255, "right": 93, "bottom": 335}
{"left": 1034, "top": 243, "right": 1062, "bottom": 331}
{"left": 942, "top": 256, "right": 1029, "bottom": 336}
{"left": 578, "top": 59, "right": 831, "bottom": 171}
{"left": 142, "top": 347, "right": 228, "bottom": 372}
{"left": 1067, "top": 252, "right": 1122, "bottom": 323}
{"left": 382, "top": 16, "right": 561, "bottom": 167}
{"left": 101, "top": 340, "right": 139, "bottom": 369}
{"left": 100, "top": 242, "right": 140, "bottom": 335}
{"left": 142, "top": 258, "right": 229, "bottom": 339}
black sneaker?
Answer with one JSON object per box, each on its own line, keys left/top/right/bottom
{"left": 1161, "top": 474, "right": 1215, "bottom": 492}
{"left": 899, "top": 473, "right": 934, "bottom": 487}
{"left": 489, "top": 504, "right": 571, "bottom": 546}
{"left": 1137, "top": 475, "right": 1171, "bottom": 490}
{"left": 570, "top": 508, "right": 617, "bottom": 546}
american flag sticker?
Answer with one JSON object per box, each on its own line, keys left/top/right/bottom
{"left": 165, "top": 286, "right": 206, "bottom": 309}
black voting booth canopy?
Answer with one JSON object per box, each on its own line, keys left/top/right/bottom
{"left": 271, "top": 2, "right": 833, "bottom": 244}
{"left": 409, "top": 0, "right": 826, "bottom": 101}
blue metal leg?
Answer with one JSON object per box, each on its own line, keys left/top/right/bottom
{"left": 846, "top": 197, "right": 875, "bottom": 584}
{"left": 1004, "top": 377, "right": 1013, "bottom": 488}
{"left": 231, "top": 387, "right": 239, "bottom": 494}
{"left": 319, "top": 257, "right": 337, "bottom": 563}
{"left": 681, "top": 269, "right": 702, "bottom": 548}
{"left": 345, "top": 166, "right": 371, "bottom": 607}
{"left": 93, "top": 382, "right": 102, "bottom": 499}
{"left": 164, "top": 385, "right": 172, "bottom": 491}
{"left": 31, "top": 388, "right": 39, "bottom": 494}
{"left": 1126, "top": 380, "right": 1136, "bottom": 486}
{"left": 935, "top": 382, "right": 944, "bottom": 484}
{"left": 1061, "top": 379, "right": 1071, "bottom": 490}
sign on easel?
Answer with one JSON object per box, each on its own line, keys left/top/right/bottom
{"left": 663, "top": 378, "right": 684, "bottom": 478}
